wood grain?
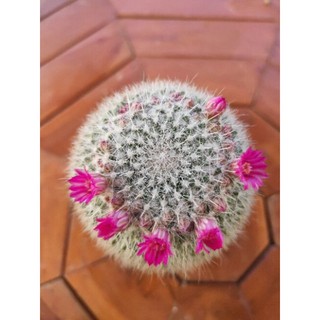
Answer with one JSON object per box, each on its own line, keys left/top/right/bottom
{"left": 41, "top": 279, "right": 92, "bottom": 320}
{"left": 41, "top": 22, "right": 132, "bottom": 124}
{"left": 41, "top": 0, "right": 116, "bottom": 64}
{"left": 41, "top": 150, "right": 69, "bottom": 283}
{"left": 121, "top": 19, "right": 276, "bottom": 60}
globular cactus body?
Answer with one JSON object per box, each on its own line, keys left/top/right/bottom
{"left": 68, "top": 80, "right": 267, "bottom": 275}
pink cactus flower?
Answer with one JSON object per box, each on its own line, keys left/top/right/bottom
{"left": 234, "top": 147, "right": 268, "bottom": 190}
{"left": 205, "top": 96, "right": 227, "bottom": 118}
{"left": 195, "top": 218, "right": 224, "bottom": 254}
{"left": 137, "top": 229, "right": 173, "bottom": 266}
{"left": 94, "top": 210, "right": 130, "bottom": 240}
{"left": 68, "top": 169, "right": 107, "bottom": 204}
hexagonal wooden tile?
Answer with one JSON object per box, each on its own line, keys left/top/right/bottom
{"left": 235, "top": 108, "right": 279, "bottom": 196}
{"left": 65, "top": 214, "right": 106, "bottom": 274}
{"left": 66, "top": 258, "right": 178, "bottom": 320}
{"left": 41, "top": 0, "right": 116, "bottom": 64}
{"left": 41, "top": 60, "right": 144, "bottom": 157}
{"left": 121, "top": 20, "right": 277, "bottom": 60}
{"left": 267, "top": 194, "right": 280, "bottom": 245}
{"left": 240, "top": 246, "right": 280, "bottom": 320}
{"left": 41, "top": 150, "right": 69, "bottom": 283}
{"left": 139, "top": 58, "right": 263, "bottom": 107}
{"left": 41, "top": 279, "right": 93, "bottom": 319}
{"left": 177, "top": 196, "right": 269, "bottom": 282}
{"left": 169, "top": 282, "right": 251, "bottom": 320}
{"left": 110, "top": 0, "right": 279, "bottom": 21}
{"left": 252, "top": 66, "right": 280, "bottom": 129}
{"left": 41, "top": 21, "right": 133, "bottom": 124}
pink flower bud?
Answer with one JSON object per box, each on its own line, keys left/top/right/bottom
{"left": 205, "top": 96, "right": 227, "bottom": 118}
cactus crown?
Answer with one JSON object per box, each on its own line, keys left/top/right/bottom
{"left": 68, "top": 80, "right": 266, "bottom": 274}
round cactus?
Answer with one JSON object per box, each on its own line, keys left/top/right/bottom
{"left": 68, "top": 80, "right": 267, "bottom": 275}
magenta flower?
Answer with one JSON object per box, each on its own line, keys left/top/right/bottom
{"left": 195, "top": 218, "right": 223, "bottom": 254}
{"left": 68, "top": 169, "right": 107, "bottom": 204}
{"left": 205, "top": 96, "right": 227, "bottom": 118}
{"left": 94, "top": 210, "right": 130, "bottom": 240}
{"left": 234, "top": 147, "right": 268, "bottom": 190}
{"left": 137, "top": 229, "right": 173, "bottom": 266}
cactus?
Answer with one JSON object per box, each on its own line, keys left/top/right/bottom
{"left": 68, "top": 80, "right": 267, "bottom": 276}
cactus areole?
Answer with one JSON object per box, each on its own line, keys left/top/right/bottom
{"left": 68, "top": 80, "right": 267, "bottom": 275}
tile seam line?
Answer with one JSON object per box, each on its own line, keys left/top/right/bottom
{"left": 126, "top": 54, "right": 269, "bottom": 62}
{"left": 175, "top": 275, "right": 240, "bottom": 286}
{"left": 60, "top": 203, "right": 74, "bottom": 275}
{"left": 236, "top": 245, "right": 271, "bottom": 284}
{"left": 65, "top": 256, "right": 109, "bottom": 276}
{"left": 40, "top": 56, "right": 134, "bottom": 127}
{"left": 262, "top": 195, "right": 277, "bottom": 246}
{"left": 40, "top": 276, "right": 64, "bottom": 286}
{"left": 62, "top": 277, "right": 98, "bottom": 320}
{"left": 237, "top": 286, "right": 254, "bottom": 320}
{"left": 41, "top": 18, "right": 117, "bottom": 67}
{"left": 117, "top": 15, "right": 278, "bottom": 23}
{"left": 248, "top": 33, "right": 280, "bottom": 130}
{"left": 40, "top": 0, "right": 77, "bottom": 21}
{"left": 251, "top": 108, "right": 280, "bottom": 131}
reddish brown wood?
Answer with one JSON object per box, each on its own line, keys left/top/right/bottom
{"left": 40, "top": 0, "right": 75, "bottom": 19}
{"left": 66, "top": 259, "right": 177, "bottom": 320}
{"left": 65, "top": 214, "right": 106, "bottom": 273}
{"left": 240, "top": 246, "right": 280, "bottom": 320}
{"left": 170, "top": 283, "right": 251, "bottom": 320}
{"left": 252, "top": 66, "right": 280, "bottom": 129}
{"left": 268, "top": 34, "right": 280, "bottom": 68}
{"left": 109, "top": 0, "right": 279, "bottom": 21}
{"left": 140, "top": 58, "right": 263, "bottom": 107}
{"left": 41, "top": 22, "right": 132, "bottom": 124}
{"left": 41, "top": 0, "right": 116, "bottom": 64}
{"left": 40, "top": 150, "right": 69, "bottom": 283}
{"left": 41, "top": 279, "right": 93, "bottom": 319}
{"left": 121, "top": 20, "right": 276, "bottom": 60}
{"left": 267, "top": 194, "right": 280, "bottom": 245}
{"left": 178, "top": 196, "right": 269, "bottom": 281}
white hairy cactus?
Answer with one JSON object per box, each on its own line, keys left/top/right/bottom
{"left": 68, "top": 80, "right": 267, "bottom": 276}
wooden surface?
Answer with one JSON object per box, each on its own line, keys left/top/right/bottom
{"left": 41, "top": 0, "right": 280, "bottom": 318}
